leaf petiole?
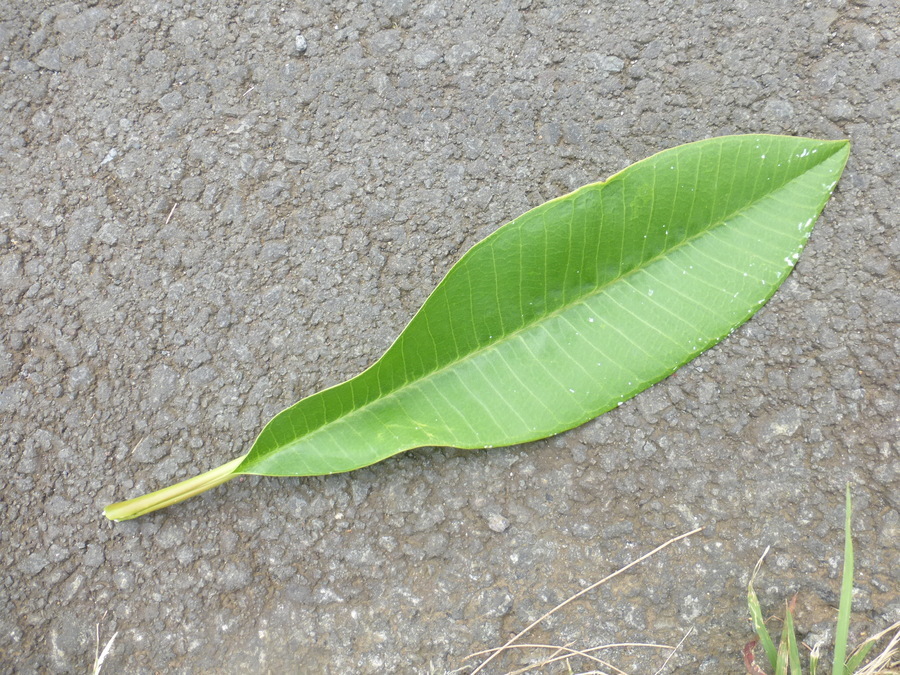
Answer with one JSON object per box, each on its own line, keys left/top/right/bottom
{"left": 103, "top": 456, "right": 245, "bottom": 521}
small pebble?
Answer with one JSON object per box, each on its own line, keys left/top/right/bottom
{"left": 414, "top": 49, "right": 441, "bottom": 69}
{"left": 486, "top": 513, "right": 510, "bottom": 533}
{"left": 593, "top": 54, "right": 625, "bottom": 72}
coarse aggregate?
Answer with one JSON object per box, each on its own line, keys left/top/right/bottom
{"left": 1, "top": 0, "right": 898, "bottom": 672}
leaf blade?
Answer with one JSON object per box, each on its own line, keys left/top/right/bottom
{"left": 239, "top": 135, "right": 850, "bottom": 476}
{"left": 833, "top": 484, "right": 855, "bottom": 675}
{"left": 785, "top": 600, "right": 802, "bottom": 675}
{"left": 749, "top": 548, "right": 779, "bottom": 669}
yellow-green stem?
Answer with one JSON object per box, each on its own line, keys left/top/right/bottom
{"left": 103, "top": 456, "right": 246, "bottom": 521}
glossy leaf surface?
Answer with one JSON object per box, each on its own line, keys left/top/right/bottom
{"left": 240, "top": 135, "right": 849, "bottom": 476}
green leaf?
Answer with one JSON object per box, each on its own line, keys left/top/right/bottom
{"left": 104, "top": 135, "right": 850, "bottom": 520}
{"left": 833, "top": 484, "right": 854, "bottom": 675}
{"left": 810, "top": 642, "right": 821, "bottom": 675}
{"left": 749, "top": 551, "right": 779, "bottom": 669}
{"left": 784, "top": 602, "right": 802, "bottom": 675}
{"left": 776, "top": 632, "right": 790, "bottom": 675}
{"left": 843, "top": 639, "right": 875, "bottom": 675}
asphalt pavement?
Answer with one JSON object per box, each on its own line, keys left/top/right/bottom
{"left": 1, "top": 0, "right": 897, "bottom": 672}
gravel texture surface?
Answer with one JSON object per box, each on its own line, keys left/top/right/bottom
{"left": 1, "top": 0, "right": 898, "bottom": 673}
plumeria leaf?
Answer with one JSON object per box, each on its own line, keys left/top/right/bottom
{"left": 105, "top": 135, "right": 849, "bottom": 520}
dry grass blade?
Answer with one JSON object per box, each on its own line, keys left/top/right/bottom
{"left": 653, "top": 626, "right": 694, "bottom": 675}
{"left": 501, "top": 643, "right": 627, "bottom": 675}
{"left": 466, "top": 527, "right": 703, "bottom": 674}
{"left": 471, "top": 641, "right": 678, "bottom": 675}
{"left": 92, "top": 622, "right": 118, "bottom": 675}
{"left": 541, "top": 641, "right": 678, "bottom": 674}
{"left": 467, "top": 641, "right": 677, "bottom": 662}
{"left": 854, "top": 620, "right": 900, "bottom": 675}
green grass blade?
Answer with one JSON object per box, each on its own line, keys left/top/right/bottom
{"left": 749, "top": 584, "right": 779, "bottom": 668}
{"left": 810, "top": 642, "right": 821, "bottom": 675}
{"left": 844, "top": 640, "right": 875, "bottom": 673}
{"left": 846, "top": 620, "right": 900, "bottom": 674}
{"left": 749, "top": 548, "right": 779, "bottom": 669}
{"left": 776, "top": 630, "right": 790, "bottom": 675}
{"left": 832, "top": 484, "right": 854, "bottom": 675}
{"left": 784, "top": 602, "right": 802, "bottom": 675}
